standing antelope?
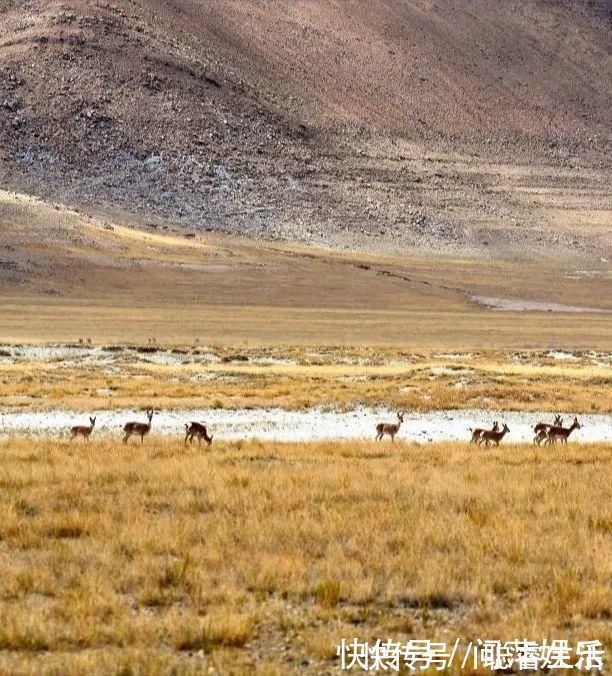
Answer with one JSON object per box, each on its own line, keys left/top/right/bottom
{"left": 123, "top": 409, "right": 154, "bottom": 444}
{"left": 70, "top": 416, "right": 96, "bottom": 441}
{"left": 184, "top": 422, "right": 213, "bottom": 446}
{"left": 469, "top": 421, "right": 499, "bottom": 444}
{"left": 533, "top": 415, "right": 563, "bottom": 445}
{"left": 375, "top": 411, "right": 404, "bottom": 442}
{"left": 479, "top": 423, "right": 510, "bottom": 447}
{"left": 544, "top": 417, "right": 581, "bottom": 445}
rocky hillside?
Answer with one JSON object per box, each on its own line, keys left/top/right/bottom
{"left": 0, "top": 0, "right": 610, "bottom": 256}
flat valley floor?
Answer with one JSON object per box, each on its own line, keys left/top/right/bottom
{"left": 0, "top": 190, "right": 610, "bottom": 349}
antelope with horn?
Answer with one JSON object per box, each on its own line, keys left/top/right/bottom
{"left": 544, "top": 417, "right": 581, "bottom": 445}
{"left": 479, "top": 422, "right": 510, "bottom": 447}
{"left": 470, "top": 421, "right": 499, "bottom": 444}
{"left": 375, "top": 411, "right": 404, "bottom": 442}
{"left": 184, "top": 422, "right": 213, "bottom": 446}
{"left": 533, "top": 414, "right": 563, "bottom": 445}
{"left": 70, "top": 416, "right": 96, "bottom": 442}
{"left": 123, "top": 409, "right": 154, "bottom": 444}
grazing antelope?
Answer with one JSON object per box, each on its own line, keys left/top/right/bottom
{"left": 533, "top": 414, "right": 563, "bottom": 445}
{"left": 544, "top": 417, "right": 581, "bottom": 445}
{"left": 70, "top": 416, "right": 96, "bottom": 441}
{"left": 184, "top": 422, "right": 213, "bottom": 446}
{"left": 375, "top": 411, "right": 404, "bottom": 442}
{"left": 479, "top": 423, "right": 510, "bottom": 447}
{"left": 123, "top": 409, "right": 154, "bottom": 444}
{"left": 469, "top": 421, "right": 499, "bottom": 444}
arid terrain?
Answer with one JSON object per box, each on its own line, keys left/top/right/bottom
{"left": 1, "top": 1, "right": 610, "bottom": 346}
{"left": 1, "top": 341, "right": 611, "bottom": 416}
{"left": 0, "top": 438, "right": 610, "bottom": 675}
{"left": 0, "top": 1, "right": 611, "bottom": 673}
{"left": 1, "top": 189, "right": 611, "bottom": 348}
{"left": 0, "top": 0, "right": 610, "bottom": 257}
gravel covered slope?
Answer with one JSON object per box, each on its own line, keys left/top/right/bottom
{"left": 0, "top": 0, "right": 610, "bottom": 256}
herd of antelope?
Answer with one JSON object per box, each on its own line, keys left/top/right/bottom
{"left": 469, "top": 415, "right": 582, "bottom": 446}
{"left": 70, "top": 410, "right": 212, "bottom": 446}
{"left": 373, "top": 411, "right": 582, "bottom": 446}
{"left": 69, "top": 409, "right": 583, "bottom": 446}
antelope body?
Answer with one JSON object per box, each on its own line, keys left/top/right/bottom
{"left": 470, "top": 421, "right": 498, "bottom": 444}
{"left": 479, "top": 423, "right": 510, "bottom": 447}
{"left": 544, "top": 417, "right": 581, "bottom": 445}
{"left": 184, "top": 422, "right": 213, "bottom": 446}
{"left": 533, "top": 415, "right": 563, "bottom": 445}
{"left": 70, "top": 416, "right": 96, "bottom": 441}
{"left": 375, "top": 411, "right": 404, "bottom": 442}
{"left": 123, "top": 409, "right": 154, "bottom": 444}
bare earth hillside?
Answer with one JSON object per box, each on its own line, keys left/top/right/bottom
{"left": 0, "top": 0, "right": 610, "bottom": 258}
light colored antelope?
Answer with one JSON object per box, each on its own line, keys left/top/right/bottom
{"left": 544, "top": 417, "right": 581, "bottom": 445}
{"left": 470, "top": 421, "right": 499, "bottom": 444}
{"left": 184, "top": 422, "right": 213, "bottom": 446}
{"left": 533, "top": 414, "right": 563, "bottom": 445}
{"left": 375, "top": 411, "right": 404, "bottom": 442}
{"left": 70, "top": 416, "right": 96, "bottom": 441}
{"left": 123, "top": 409, "right": 154, "bottom": 444}
{"left": 479, "top": 422, "right": 510, "bottom": 447}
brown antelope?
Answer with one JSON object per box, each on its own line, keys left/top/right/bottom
{"left": 375, "top": 411, "right": 404, "bottom": 442}
{"left": 479, "top": 422, "right": 510, "bottom": 447}
{"left": 70, "top": 416, "right": 96, "bottom": 441}
{"left": 533, "top": 415, "right": 563, "bottom": 445}
{"left": 184, "top": 422, "right": 213, "bottom": 446}
{"left": 544, "top": 417, "right": 581, "bottom": 445}
{"left": 123, "top": 409, "right": 154, "bottom": 444}
{"left": 470, "top": 421, "right": 499, "bottom": 444}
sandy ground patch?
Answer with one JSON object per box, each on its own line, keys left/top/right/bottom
{"left": 471, "top": 295, "right": 609, "bottom": 313}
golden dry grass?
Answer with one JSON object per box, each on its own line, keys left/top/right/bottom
{"left": 0, "top": 437, "right": 610, "bottom": 674}
{"left": 1, "top": 347, "right": 610, "bottom": 414}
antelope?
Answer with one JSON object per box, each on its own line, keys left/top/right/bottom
{"left": 70, "top": 416, "right": 96, "bottom": 441}
{"left": 123, "top": 409, "right": 154, "bottom": 444}
{"left": 533, "top": 415, "right": 563, "bottom": 445}
{"left": 375, "top": 411, "right": 404, "bottom": 442}
{"left": 479, "top": 422, "right": 510, "bottom": 447}
{"left": 544, "top": 417, "right": 581, "bottom": 445}
{"left": 184, "top": 422, "right": 213, "bottom": 446}
{"left": 469, "top": 421, "right": 499, "bottom": 444}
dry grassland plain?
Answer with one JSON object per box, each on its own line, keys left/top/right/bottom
{"left": 0, "top": 190, "right": 611, "bottom": 349}
{"left": 0, "top": 438, "right": 610, "bottom": 675}
{"left": 1, "top": 347, "right": 611, "bottom": 415}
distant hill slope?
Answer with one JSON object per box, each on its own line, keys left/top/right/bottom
{"left": 0, "top": 0, "right": 610, "bottom": 257}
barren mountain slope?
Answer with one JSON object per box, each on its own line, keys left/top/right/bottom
{"left": 0, "top": 0, "right": 610, "bottom": 257}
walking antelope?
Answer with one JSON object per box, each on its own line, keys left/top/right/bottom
{"left": 123, "top": 409, "right": 154, "bottom": 444}
{"left": 533, "top": 414, "right": 563, "bottom": 445}
{"left": 544, "top": 417, "right": 581, "bottom": 445}
{"left": 70, "top": 416, "right": 96, "bottom": 441}
{"left": 375, "top": 411, "right": 404, "bottom": 442}
{"left": 470, "top": 421, "right": 499, "bottom": 444}
{"left": 184, "top": 422, "right": 213, "bottom": 446}
{"left": 479, "top": 423, "right": 510, "bottom": 447}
